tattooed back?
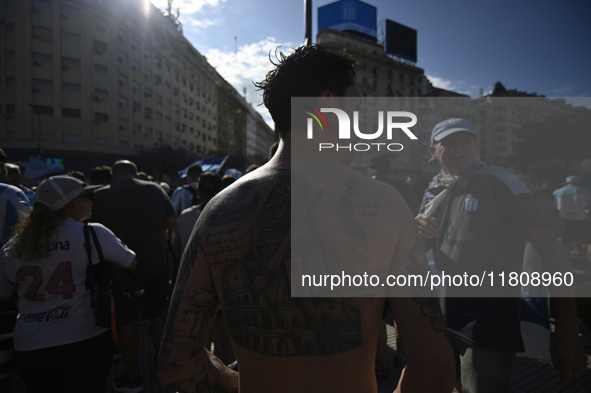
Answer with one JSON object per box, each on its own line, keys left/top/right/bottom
{"left": 160, "top": 160, "right": 453, "bottom": 393}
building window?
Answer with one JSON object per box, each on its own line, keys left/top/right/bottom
{"left": 5, "top": 24, "right": 15, "bottom": 35}
{"left": 118, "top": 118, "right": 128, "bottom": 129}
{"left": 132, "top": 59, "right": 140, "bottom": 71}
{"left": 34, "top": 132, "right": 54, "bottom": 141}
{"left": 155, "top": 56, "right": 161, "bottom": 68}
{"left": 118, "top": 95, "right": 128, "bottom": 107}
{"left": 94, "top": 64, "right": 108, "bottom": 75}
{"left": 144, "top": 48, "right": 151, "bottom": 59}
{"left": 118, "top": 51, "right": 128, "bottom": 63}
{"left": 132, "top": 102, "right": 141, "bottom": 113}
{"left": 94, "top": 16, "right": 108, "bottom": 33}
{"left": 93, "top": 40, "right": 108, "bottom": 54}
{"left": 33, "top": 79, "right": 53, "bottom": 92}
{"left": 118, "top": 27, "right": 127, "bottom": 42}
{"left": 120, "top": 141, "right": 129, "bottom": 148}
{"left": 61, "top": 56, "right": 80, "bottom": 70}
{"left": 94, "top": 137, "right": 108, "bottom": 145}
{"left": 132, "top": 80, "right": 140, "bottom": 92}
{"left": 32, "top": 0, "right": 52, "bottom": 13}
{"left": 64, "top": 134, "right": 82, "bottom": 142}
{"left": 144, "top": 68, "right": 151, "bottom": 79}
{"left": 95, "top": 112, "right": 109, "bottom": 123}
{"left": 31, "top": 105, "right": 53, "bottom": 115}
{"left": 94, "top": 88, "right": 109, "bottom": 101}
{"left": 32, "top": 52, "right": 52, "bottom": 66}
{"left": 5, "top": 78, "right": 15, "bottom": 88}
{"left": 61, "top": 31, "right": 80, "bottom": 43}
{"left": 62, "top": 82, "right": 81, "bottom": 93}
{"left": 164, "top": 63, "right": 171, "bottom": 72}
{"left": 144, "top": 87, "right": 152, "bottom": 97}
{"left": 145, "top": 107, "right": 152, "bottom": 119}
{"left": 62, "top": 108, "right": 81, "bottom": 118}
{"left": 131, "top": 39, "right": 140, "bottom": 51}
{"left": 5, "top": 51, "right": 15, "bottom": 61}
{"left": 33, "top": 26, "right": 52, "bottom": 43}
{"left": 61, "top": 5, "right": 80, "bottom": 18}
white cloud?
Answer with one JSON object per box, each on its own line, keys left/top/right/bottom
{"left": 553, "top": 86, "right": 573, "bottom": 94}
{"left": 426, "top": 75, "right": 475, "bottom": 96}
{"left": 184, "top": 18, "right": 218, "bottom": 29}
{"left": 204, "top": 38, "right": 296, "bottom": 127}
{"left": 149, "top": 0, "right": 224, "bottom": 30}
{"left": 150, "top": 0, "right": 226, "bottom": 15}
{"left": 426, "top": 75, "right": 456, "bottom": 91}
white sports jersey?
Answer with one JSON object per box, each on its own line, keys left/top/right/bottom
{"left": 0, "top": 218, "right": 136, "bottom": 351}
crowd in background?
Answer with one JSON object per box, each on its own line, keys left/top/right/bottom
{"left": 0, "top": 138, "right": 590, "bottom": 392}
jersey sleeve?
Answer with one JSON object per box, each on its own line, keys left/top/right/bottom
{"left": 170, "top": 187, "right": 185, "bottom": 216}
{"left": 88, "top": 223, "right": 136, "bottom": 269}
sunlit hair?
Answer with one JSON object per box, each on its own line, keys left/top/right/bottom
{"left": 10, "top": 203, "right": 64, "bottom": 261}
{"left": 254, "top": 45, "right": 357, "bottom": 137}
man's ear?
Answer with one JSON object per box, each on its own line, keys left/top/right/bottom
{"left": 318, "top": 89, "right": 335, "bottom": 109}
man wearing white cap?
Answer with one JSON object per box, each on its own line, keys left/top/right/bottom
{"left": 553, "top": 175, "right": 591, "bottom": 259}
{"left": 416, "top": 118, "right": 586, "bottom": 392}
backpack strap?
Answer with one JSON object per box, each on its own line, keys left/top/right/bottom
{"left": 83, "top": 223, "right": 92, "bottom": 266}
{"left": 87, "top": 225, "right": 106, "bottom": 263}
{"left": 83, "top": 223, "right": 96, "bottom": 307}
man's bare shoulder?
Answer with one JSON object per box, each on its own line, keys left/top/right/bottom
{"left": 195, "top": 168, "right": 290, "bottom": 233}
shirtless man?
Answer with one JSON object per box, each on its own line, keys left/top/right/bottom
{"left": 158, "top": 45, "right": 455, "bottom": 393}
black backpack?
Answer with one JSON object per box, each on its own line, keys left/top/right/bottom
{"left": 183, "top": 184, "right": 199, "bottom": 206}
{"left": 83, "top": 224, "right": 145, "bottom": 340}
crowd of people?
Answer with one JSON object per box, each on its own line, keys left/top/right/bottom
{"left": 0, "top": 44, "right": 590, "bottom": 393}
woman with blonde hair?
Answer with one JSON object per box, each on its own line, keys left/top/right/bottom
{"left": 0, "top": 176, "right": 137, "bottom": 393}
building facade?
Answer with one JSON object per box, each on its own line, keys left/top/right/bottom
{"left": 0, "top": 0, "right": 273, "bottom": 174}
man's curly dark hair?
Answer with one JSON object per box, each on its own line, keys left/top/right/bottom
{"left": 255, "top": 45, "right": 357, "bottom": 137}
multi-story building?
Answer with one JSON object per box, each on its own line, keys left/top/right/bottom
{"left": 474, "top": 82, "right": 572, "bottom": 166}
{"left": 0, "top": 0, "right": 273, "bottom": 175}
{"left": 246, "top": 105, "right": 277, "bottom": 165}
{"left": 318, "top": 28, "right": 430, "bottom": 178}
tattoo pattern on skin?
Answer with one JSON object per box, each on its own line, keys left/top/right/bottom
{"left": 336, "top": 174, "right": 369, "bottom": 250}
{"left": 217, "top": 171, "right": 362, "bottom": 356}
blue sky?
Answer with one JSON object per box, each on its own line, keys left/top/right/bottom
{"left": 148, "top": 0, "right": 591, "bottom": 120}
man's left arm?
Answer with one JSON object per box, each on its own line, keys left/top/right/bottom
{"left": 158, "top": 239, "right": 238, "bottom": 393}
{"left": 525, "top": 225, "right": 587, "bottom": 381}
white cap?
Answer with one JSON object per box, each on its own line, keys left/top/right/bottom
{"left": 431, "top": 118, "right": 478, "bottom": 145}
{"left": 36, "top": 176, "right": 101, "bottom": 211}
